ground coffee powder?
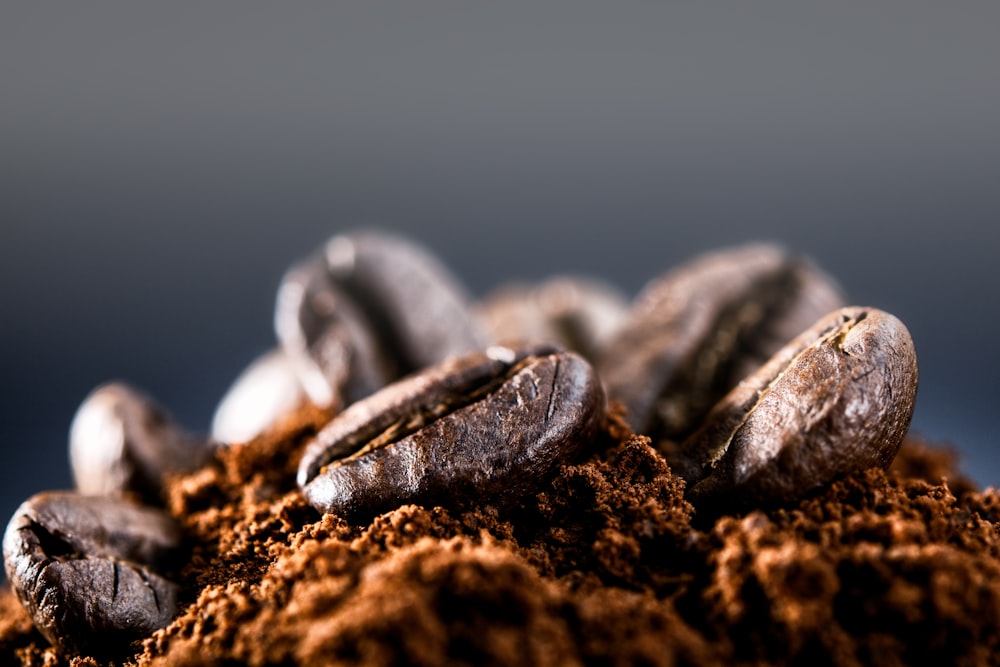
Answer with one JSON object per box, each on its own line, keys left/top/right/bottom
{"left": 1, "top": 400, "right": 997, "bottom": 666}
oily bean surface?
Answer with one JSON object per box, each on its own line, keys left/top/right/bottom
{"left": 324, "top": 230, "right": 489, "bottom": 369}
{"left": 475, "top": 276, "right": 628, "bottom": 362}
{"left": 276, "top": 230, "right": 488, "bottom": 410}
{"left": 275, "top": 255, "right": 392, "bottom": 409}
{"left": 2, "top": 492, "right": 183, "bottom": 654}
{"left": 70, "top": 383, "right": 209, "bottom": 502}
{"left": 678, "top": 306, "right": 918, "bottom": 510}
{"left": 599, "top": 243, "right": 844, "bottom": 443}
{"left": 298, "top": 344, "right": 604, "bottom": 522}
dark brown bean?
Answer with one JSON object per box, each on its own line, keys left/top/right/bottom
{"left": 324, "top": 231, "right": 489, "bottom": 372}
{"left": 599, "top": 243, "right": 845, "bottom": 443}
{"left": 275, "top": 255, "right": 393, "bottom": 410}
{"left": 69, "top": 383, "right": 210, "bottom": 501}
{"left": 475, "top": 276, "right": 628, "bottom": 362}
{"left": 677, "top": 306, "right": 918, "bottom": 510}
{"left": 276, "top": 231, "right": 489, "bottom": 410}
{"left": 2, "top": 492, "right": 183, "bottom": 654}
{"left": 298, "top": 344, "right": 605, "bottom": 522}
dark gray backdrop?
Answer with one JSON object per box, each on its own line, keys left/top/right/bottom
{"left": 3, "top": 3, "right": 999, "bottom": 561}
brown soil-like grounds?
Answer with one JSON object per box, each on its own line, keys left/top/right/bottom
{"left": 2, "top": 404, "right": 999, "bottom": 666}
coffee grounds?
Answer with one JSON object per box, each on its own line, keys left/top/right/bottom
{"left": 2, "top": 404, "right": 999, "bottom": 666}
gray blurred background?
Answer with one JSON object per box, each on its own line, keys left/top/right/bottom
{"left": 2, "top": 3, "right": 999, "bottom": 551}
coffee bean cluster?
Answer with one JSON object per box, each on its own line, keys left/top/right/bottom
{"left": 2, "top": 230, "right": 918, "bottom": 654}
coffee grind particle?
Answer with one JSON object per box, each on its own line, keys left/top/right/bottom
{"left": 2, "top": 402, "right": 998, "bottom": 666}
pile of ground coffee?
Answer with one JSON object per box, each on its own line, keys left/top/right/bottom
{"left": 1, "top": 401, "right": 997, "bottom": 666}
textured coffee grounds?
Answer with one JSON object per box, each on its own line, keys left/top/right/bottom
{"left": 2, "top": 404, "right": 999, "bottom": 666}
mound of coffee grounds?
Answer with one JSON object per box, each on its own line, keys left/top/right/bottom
{"left": 1, "top": 401, "right": 998, "bottom": 667}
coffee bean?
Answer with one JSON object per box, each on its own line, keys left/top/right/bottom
{"left": 2, "top": 492, "right": 183, "bottom": 654}
{"left": 475, "top": 276, "right": 628, "bottom": 362}
{"left": 298, "top": 344, "right": 605, "bottom": 522}
{"left": 276, "top": 230, "right": 489, "bottom": 409}
{"left": 70, "top": 383, "right": 210, "bottom": 501}
{"left": 275, "top": 255, "right": 393, "bottom": 409}
{"left": 676, "top": 307, "right": 918, "bottom": 510}
{"left": 599, "top": 243, "right": 844, "bottom": 443}
{"left": 324, "top": 231, "right": 490, "bottom": 370}
{"left": 211, "top": 348, "right": 309, "bottom": 444}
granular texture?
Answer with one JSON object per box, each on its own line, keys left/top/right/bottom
{"left": 2, "top": 405, "right": 999, "bottom": 666}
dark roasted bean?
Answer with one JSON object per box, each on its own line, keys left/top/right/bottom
{"left": 599, "top": 243, "right": 844, "bottom": 443}
{"left": 2, "top": 492, "right": 183, "bottom": 654}
{"left": 475, "top": 276, "right": 628, "bottom": 362}
{"left": 324, "top": 231, "right": 490, "bottom": 369}
{"left": 276, "top": 230, "right": 489, "bottom": 410}
{"left": 298, "top": 344, "right": 604, "bottom": 522}
{"left": 275, "top": 255, "right": 393, "bottom": 409}
{"left": 676, "top": 306, "right": 918, "bottom": 510}
{"left": 69, "top": 383, "right": 210, "bottom": 501}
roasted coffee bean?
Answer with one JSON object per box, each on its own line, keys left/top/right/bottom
{"left": 324, "top": 231, "right": 489, "bottom": 370}
{"left": 70, "top": 382, "right": 210, "bottom": 501}
{"left": 298, "top": 344, "right": 604, "bottom": 522}
{"left": 599, "top": 243, "right": 844, "bottom": 443}
{"left": 676, "top": 306, "right": 918, "bottom": 510}
{"left": 276, "top": 230, "right": 489, "bottom": 409}
{"left": 2, "top": 492, "right": 183, "bottom": 654}
{"left": 475, "top": 276, "right": 628, "bottom": 362}
{"left": 275, "top": 255, "right": 392, "bottom": 409}
{"left": 211, "top": 348, "right": 308, "bottom": 444}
